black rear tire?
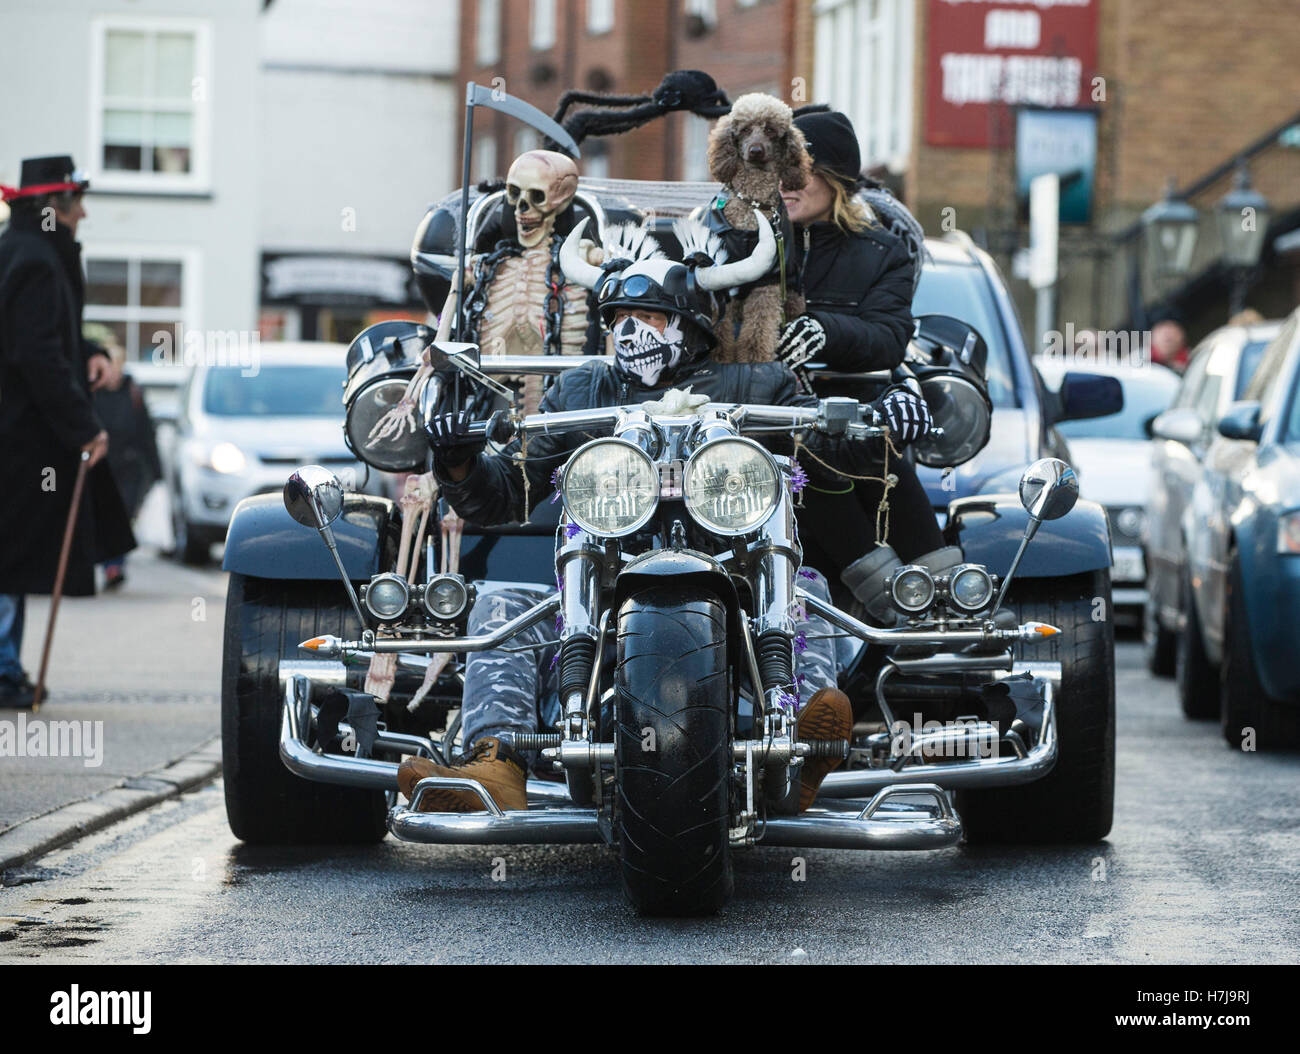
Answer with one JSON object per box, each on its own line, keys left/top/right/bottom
{"left": 221, "top": 572, "right": 388, "bottom": 844}
{"left": 959, "top": 570, "right": 1115, "bottom": 844}
{"left": 615, "top": 586, "right": 732, "bottom": 915}
{"left": 1220, "top": 549, "right": 1300, "bottom": 750}
{"left": 1143, "top": 584, "right": 1176, "bottom": 677}
{"left": 1176, "top": 566, "right": 1218, "bottom": 719}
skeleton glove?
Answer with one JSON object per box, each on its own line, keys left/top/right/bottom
{"left": 876, "top": 386, "right": 933, "bottom": 445}
{"left": 427, "top": 410, "right": 486, "bottom": 467}
{"left": 774, "top": 314, "right": 827, "bottom": 369}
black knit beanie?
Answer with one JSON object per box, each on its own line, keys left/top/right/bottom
{"left": 793, "top": 110, "right": 861, "bottom": 186}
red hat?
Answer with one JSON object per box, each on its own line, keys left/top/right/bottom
{"left": 1, "top": 155, "right": 91, "bottom": 203}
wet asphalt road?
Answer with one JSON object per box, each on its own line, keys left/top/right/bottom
{"left": 2, "top": 637, "right": 1298, "bottom": 964}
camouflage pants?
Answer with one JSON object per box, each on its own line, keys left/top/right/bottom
{"left": 460, "top": 570, "right": 841, "bottom": 760}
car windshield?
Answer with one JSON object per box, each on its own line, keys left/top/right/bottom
{"left": 202, "top": 365, "right": 343, "bottom": 416}
{"left": 1234, "top": 339, "right": 1271, "bottom": 399}
{"left": 912, "top": 263, "right": 1017, "bottom": 408}
{"left": 1055, "top": 372, "right": 1178, "bottom": 440}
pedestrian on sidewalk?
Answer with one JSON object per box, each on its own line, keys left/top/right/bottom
{"left": 0, "top": 155, "right": 135, "bottom": 708}
{"left": 88, "top": 326, "right": 162, "bottom": 589}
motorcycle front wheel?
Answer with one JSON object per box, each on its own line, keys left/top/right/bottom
{"left": 614, "top": 585, "right": 733, "bottom": 916}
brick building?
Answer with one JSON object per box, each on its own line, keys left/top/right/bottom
{"left": 456, "top": 0, "right": 811, "bottom": 184}
{"left": 456, "top": 0, "right": 1300, "bottom": 342}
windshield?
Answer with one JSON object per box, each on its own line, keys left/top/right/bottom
{"left": 912, "top": 263, "right": 1016, "bottom": 408}
{"left": 201, "top": 365, "right": 344, "bottom": 417}
{"left": 1235, "top": 340, "right": 1271, "bottom": 399}
{"left": 1056, "top": 372, "right": 1178, "bottom": 440}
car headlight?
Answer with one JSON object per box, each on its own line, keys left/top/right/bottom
{"left": 363, "top": 572, "right": 410, "bottom": 621}
{"left": 684, "top": 438, "right": 780, "bottom": 536}
{"left": 423, "top": 573, "right": 468, "bottom": 620}
{"left": 1279, "top": 510, "right": 1300, "bottom": 555}
{"left": 345, "top": 375, "right": 428, "bottom": 473}
{"left": 1114, "top": 506, "right": 1146, "bottom": 540}
{"left": 946, "top": 564, "right": 994, "bottom": 613}
{"left": 890, "top": 565, "right": 936, "bottom": 615}
{"left": 562, "top": 439, "right": 659, "bottom": 536}
{"left": 205, "top": 441, "right": 246, "bottom": 474}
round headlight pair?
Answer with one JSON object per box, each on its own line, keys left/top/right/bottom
{"left": 561, "top": 436, "right": 781, "bottom": 538}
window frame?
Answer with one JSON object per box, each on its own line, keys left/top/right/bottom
{"left": 81, "top": 243, "right": 202, "bottom": 366}
{"left": 88, "top": 15, "right": 213, "bottom": 194}
{"left": 476, "top": 0, "right": 502, "bottom": 67}
{"left": 587, "top": 0, "right": 615, "bottom": 34}
{"left": 531, "top": 0, "right": 557, "bottom": 51}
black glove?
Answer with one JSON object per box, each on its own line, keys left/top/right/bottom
{"left": 774, "top": 314, "right": 827, "bottom": 369}
{"left": 426, "top": 409, "right": 485, "bottom": 467}
{"left": 876, "top": 386, "right": 932, "bottom": 445}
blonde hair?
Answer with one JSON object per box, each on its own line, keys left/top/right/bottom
{"left": 821, "top": 167, "right": 876, "bottom": 235}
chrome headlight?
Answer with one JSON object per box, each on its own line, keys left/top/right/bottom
{"left": 946, "top": 564, "right": 994, "bottom": 614}
{"left": 561, "top": 439, "right": 659, "bottom": 536}
{"left": 890, "top": 565, "right": 936, "bottom": 615}
{"left": 345, "top": 376, "right": 428, "bottom": 473}
{"left": 423, "top": 573, "right": 468, "bottom": 620}
{"left": 684, "top": 438, "right": 780, "bottom": 536}
{"left": 363, "top": 572, "right": 410, "bottom": 621}
{"left": 912, "top": 372, "right": 992, "bottom": 468}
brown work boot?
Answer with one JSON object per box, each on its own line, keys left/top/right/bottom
{"left": 397, "top": 737, "right": 529, "bottom": 813}
{"left": 796, "top": 688, "right": 852, "bottom": 812}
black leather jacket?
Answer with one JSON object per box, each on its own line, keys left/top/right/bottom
{"left": 798, "top": 220, "right": 914, "bottom": 372}
{"left": 434, "top": 355, "right": 888, "bottom": 527}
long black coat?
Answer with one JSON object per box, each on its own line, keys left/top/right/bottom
{"left": 0, "top": 210, "right": 135, "bottom": 596}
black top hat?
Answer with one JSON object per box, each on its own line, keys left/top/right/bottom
{"left": 2, "top": 155, "right": 90, "bottom": 202}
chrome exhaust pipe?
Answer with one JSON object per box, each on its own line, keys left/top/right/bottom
{"left": 760, "top": 786, "right": 962, "bottom": 850}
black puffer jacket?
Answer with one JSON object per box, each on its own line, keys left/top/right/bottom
{"left": 434, "top": 356, "right": 888, "bottom": 527}
{"left": 798, "top": 220, "right": 914, "bottom": 372}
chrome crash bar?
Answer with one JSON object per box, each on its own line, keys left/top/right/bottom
{"left": 819, "top": 663, "right": 1060, "bottom": 797}
{"left": 388, "top": 780, "right": 961, "bottom": 851}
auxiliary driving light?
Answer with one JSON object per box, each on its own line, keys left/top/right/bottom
{"left": 423, "top": 573, "right": 469, "bottom": 621}
{"left": 890, "top": 565, "right": 936, "bottom": 615}
{"left": 946, "top": 564, "right": 995, "bottom": 614}
{"left": 363, "top": 572, "right": 410, "bottom": 621}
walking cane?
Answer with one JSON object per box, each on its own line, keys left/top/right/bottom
{"left": 33, "top": 450, "right": 91, "bottom": 712}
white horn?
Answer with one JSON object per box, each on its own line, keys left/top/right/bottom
{"left": 695, "top": 210, "right": 777, "bottom": 291}
{"left": 559, "top": 217, "right": 603, "bottom": 289}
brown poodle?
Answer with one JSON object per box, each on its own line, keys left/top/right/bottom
{"left": 705, "top": 93, "right": 812, "bottom": 363}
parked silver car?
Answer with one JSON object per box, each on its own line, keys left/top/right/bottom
{"left": 1143, "top": 319, "right": 1280, "bottom": 685}
{"left": 169, "top": 342, "right": 371, "bottom": 563}
{"left": 1038, "top": 359, "right": 1180, "bottom": 615}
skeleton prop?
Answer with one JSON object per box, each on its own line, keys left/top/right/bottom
{"left": 364, "top": 472, "right": 438, "bottom": 701}
{"left": 405, "top": 507, "right": 464, "bottom": 714}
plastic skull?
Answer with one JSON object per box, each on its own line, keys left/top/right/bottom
{"left": 505, "top": 150, "right": 579, "bottom": 249}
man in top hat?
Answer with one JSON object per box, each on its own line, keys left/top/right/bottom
{"left": 0, "top": 155, "right": 135, "bottom": 708}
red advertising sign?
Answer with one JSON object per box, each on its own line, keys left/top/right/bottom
{"left": 925, "top": 0, "right": 1099, "bottom": 148}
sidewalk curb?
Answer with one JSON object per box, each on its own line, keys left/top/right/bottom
{"left": 0, "top": 736, "right": 222, "bottom": 874}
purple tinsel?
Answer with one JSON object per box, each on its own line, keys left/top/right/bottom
{"left": 797, "top": 568, "right": 818, "bottom": 580}
{"left": 789, "top": 459, "right": 809, "bottom": 494}
{"left": 793, "top": 632, "right": 808, "bottom": 654}
{"left": 776, "top": 690, "right": 799, "bottom": 712}
{"left": 550, "top": 467, "right": 562, "bottom": 503}
{"left": 555, "top": 613, "right": 564, "bottom": 634}
{"left": 548, "top": 651, "right": 559, "bottom": 671}
{"left": 564, "top": 521, "right": 582, "bottom": 539}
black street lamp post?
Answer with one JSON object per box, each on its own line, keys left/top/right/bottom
{"left": 1216, "top": 165, "right": 1271, "bottom": 316}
